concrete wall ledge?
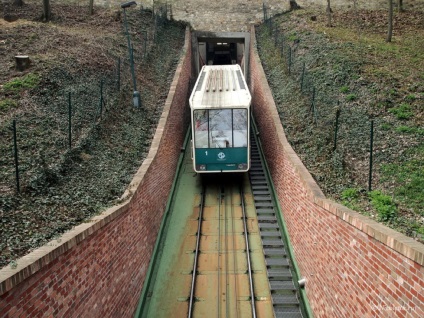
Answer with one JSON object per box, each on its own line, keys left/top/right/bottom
{"left": 321, "top": 198, "right": 424, "bottom": 265}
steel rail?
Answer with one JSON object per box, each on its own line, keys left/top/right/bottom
{"left": 231, "top": 184, "right": 240, "bottom": 316}
{"left": 217, "top": 186, "right": 223, "bottom": 318}
{"left": 188, "top": 186, "right": 206, "bottom": 318}
{"left": 241, "top": 186, "right": 257, "bottom": 318}
{"left": 225, "top": 186, "right": 230, "bottom": 318}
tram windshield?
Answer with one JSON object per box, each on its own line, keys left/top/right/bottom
{"left": 194, "top": 109, "right": 248, "bottom": 148}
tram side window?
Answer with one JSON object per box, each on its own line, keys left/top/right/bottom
{"left": 233, "top": 109, "right": 248, "bottom": 147}
{"left": 194, "top": 110, "right": 209, "bottom": 148}
{"left": 209, "top": 109, "right": 233, "bottom": 148}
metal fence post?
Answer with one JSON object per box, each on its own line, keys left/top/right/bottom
{"left": 117, "top": 57, "right": 121, "bottom": 91}
{"left": 142, "top": 30, "right": 147, "bottom": 60}
{"left": 12, "top": 119, "right": 20, "bottom": 193}
{"left": 68, "top": 92, "right": 72, "bottom": 149}
{"left": 310, "top": 86, "right": 317, "bottom": 123}
{"left": 288, "top": 46, "right": 292, "bottom": 75}
{"left": 300, "top": 62, "right": 305, "bottom": 91}
{"left": 274, "top": 28, "right": 278, "bottom": 47}
{"left": 333, "top": 106, "right": 340, "bottom": 151}
{"left": 368, "top": 120, "right": 374, "bottom": 191}
{"left": 99, "top": 79, "right": 104, "bottom": 118}
{"left": 121, "top": 3, "right": 141, "bottom": 108}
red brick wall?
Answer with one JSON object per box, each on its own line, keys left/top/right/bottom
{"left": 249, "top": 28, "right": 424, "bottom": 318}
{"left": 0, "top": 27, "right": 192, "bottom": 317}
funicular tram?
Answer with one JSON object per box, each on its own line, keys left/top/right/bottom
{"left": 190, "top": 64, "right": 252, "bottom": 173}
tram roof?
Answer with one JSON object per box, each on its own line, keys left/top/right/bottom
{"left": 190, "top": 65, "right": 251, "bottom": 109}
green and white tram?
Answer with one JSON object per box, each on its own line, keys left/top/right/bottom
{"left": 190, "top": 65, "right": 251, "bottom": 173}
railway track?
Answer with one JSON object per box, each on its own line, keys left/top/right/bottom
{"left": 186, "top": 132, "right": 304, "bottom": 317}
{"left": 188, "top": 177, "right": 257, "bottom": 317}
{"left": 136, "top": 125, "right": 306, "bottom": 317}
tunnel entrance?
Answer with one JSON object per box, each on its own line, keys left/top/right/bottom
{"left": 192, "top": 31, "right": 250, "bottom": 77}
{"left": 208, "top": 42, "right": 235, "bottom": 65}
{"left": 204, "top": 42, "right": 236, "bottom": 65}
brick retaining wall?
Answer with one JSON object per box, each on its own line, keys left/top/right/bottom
{"left": 0, "top": 27, "right": 192, "bottom": 318}
{"left": 249, "top": 27, "right": 424, "bottom": 318}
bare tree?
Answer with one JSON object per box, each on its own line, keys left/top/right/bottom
{"left": 326, "top": 0, "right": 332, "bottom": 27}
{"left": 289, "top": 0, "right": 301, "bottom": 11}
{"left": 387, "top": 0, "right": 393, "bottom": 42}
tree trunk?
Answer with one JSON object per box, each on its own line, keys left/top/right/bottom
{"left": 326, "top": 0, "right": 332, "bottom": 27}
{"left": 289, "top": 0, "right": 301, "bottom": 11}
{"left": 89, "top": 0, "right": 94, "bottom": 15}
{"left": 398, "top": 0, "right": 404, "bottom": 12}
{"left": 15, "top": 55, "right": 30, "bottom": 71}
{"left": 386, "top": 0, "right": 393, "bottom": 42}
{"left": 42, "top": 0, "right": 51, "bottom": 22}
{"left": 13, "top": 0, "right": 24, "bottom": 6}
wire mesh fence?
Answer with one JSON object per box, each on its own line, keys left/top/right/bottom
{"left": 258, "top": 9, "right": 424, "bottom": 231}
{"left": 258, "top": 4, "right": 391, "bottom": 193}
{"left": 0, "top": 1, "right": 190, "bottom": 268}
{"left": 0, "top": 3, "right": 174, "bottom": 195}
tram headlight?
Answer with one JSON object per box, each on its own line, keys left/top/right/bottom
{"left": 238, "top": 163, "right": 247, "bottom": 170}
{"left": 196, "top": 164, "right": 206, "bottom": 171}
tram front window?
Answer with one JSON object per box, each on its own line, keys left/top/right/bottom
{"left": 209, "top": 109, "right": 232, "bottom": 148}
{"left": 193, "top": 109, "right": 248, "bottom": 148}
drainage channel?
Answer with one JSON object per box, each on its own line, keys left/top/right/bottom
{"left": 249, "top": 130, "right": 304, "bottom": 318}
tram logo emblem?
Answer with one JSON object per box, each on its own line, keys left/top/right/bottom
{"left": 217, "top": 152, "right": 226, "bottom": 160}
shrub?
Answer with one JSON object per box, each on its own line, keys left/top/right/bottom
{"left": 404, "top": 94, "right": 415, "bottom": 102}
{"left": 341, "top": 188, "right": 359, "bottom": 200}
{"left": 3, "top": 73, "right": 40, "bottom": 93}
{"left": 389, "top": 103, "right": 413, "bottom": 120}
{"left": 395, "top": 125, "right": 424, "bottom": 135}
{"left": 339, "top": 86, "right": 349, "bottom": 93}
{"left": 0, "top": 99, "right": 17, "bottom": 112}
{"left": 345, "top": 93, "right": 357, "bottom": 101}
{"left": 368, "top": 190, "right": 397, "bottom": 222}
{"left": 341, "top": 188, "right": 360, "bottom": 210}
{"left": 381, "top": 122, "right": 391, "bottom": 130}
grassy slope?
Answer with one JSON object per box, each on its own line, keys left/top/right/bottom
{"left": 256, "top": 7, "right": 423, "bottom": 239}
{"left": 0, "top": 4, "right": 186, "bottom": 268}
